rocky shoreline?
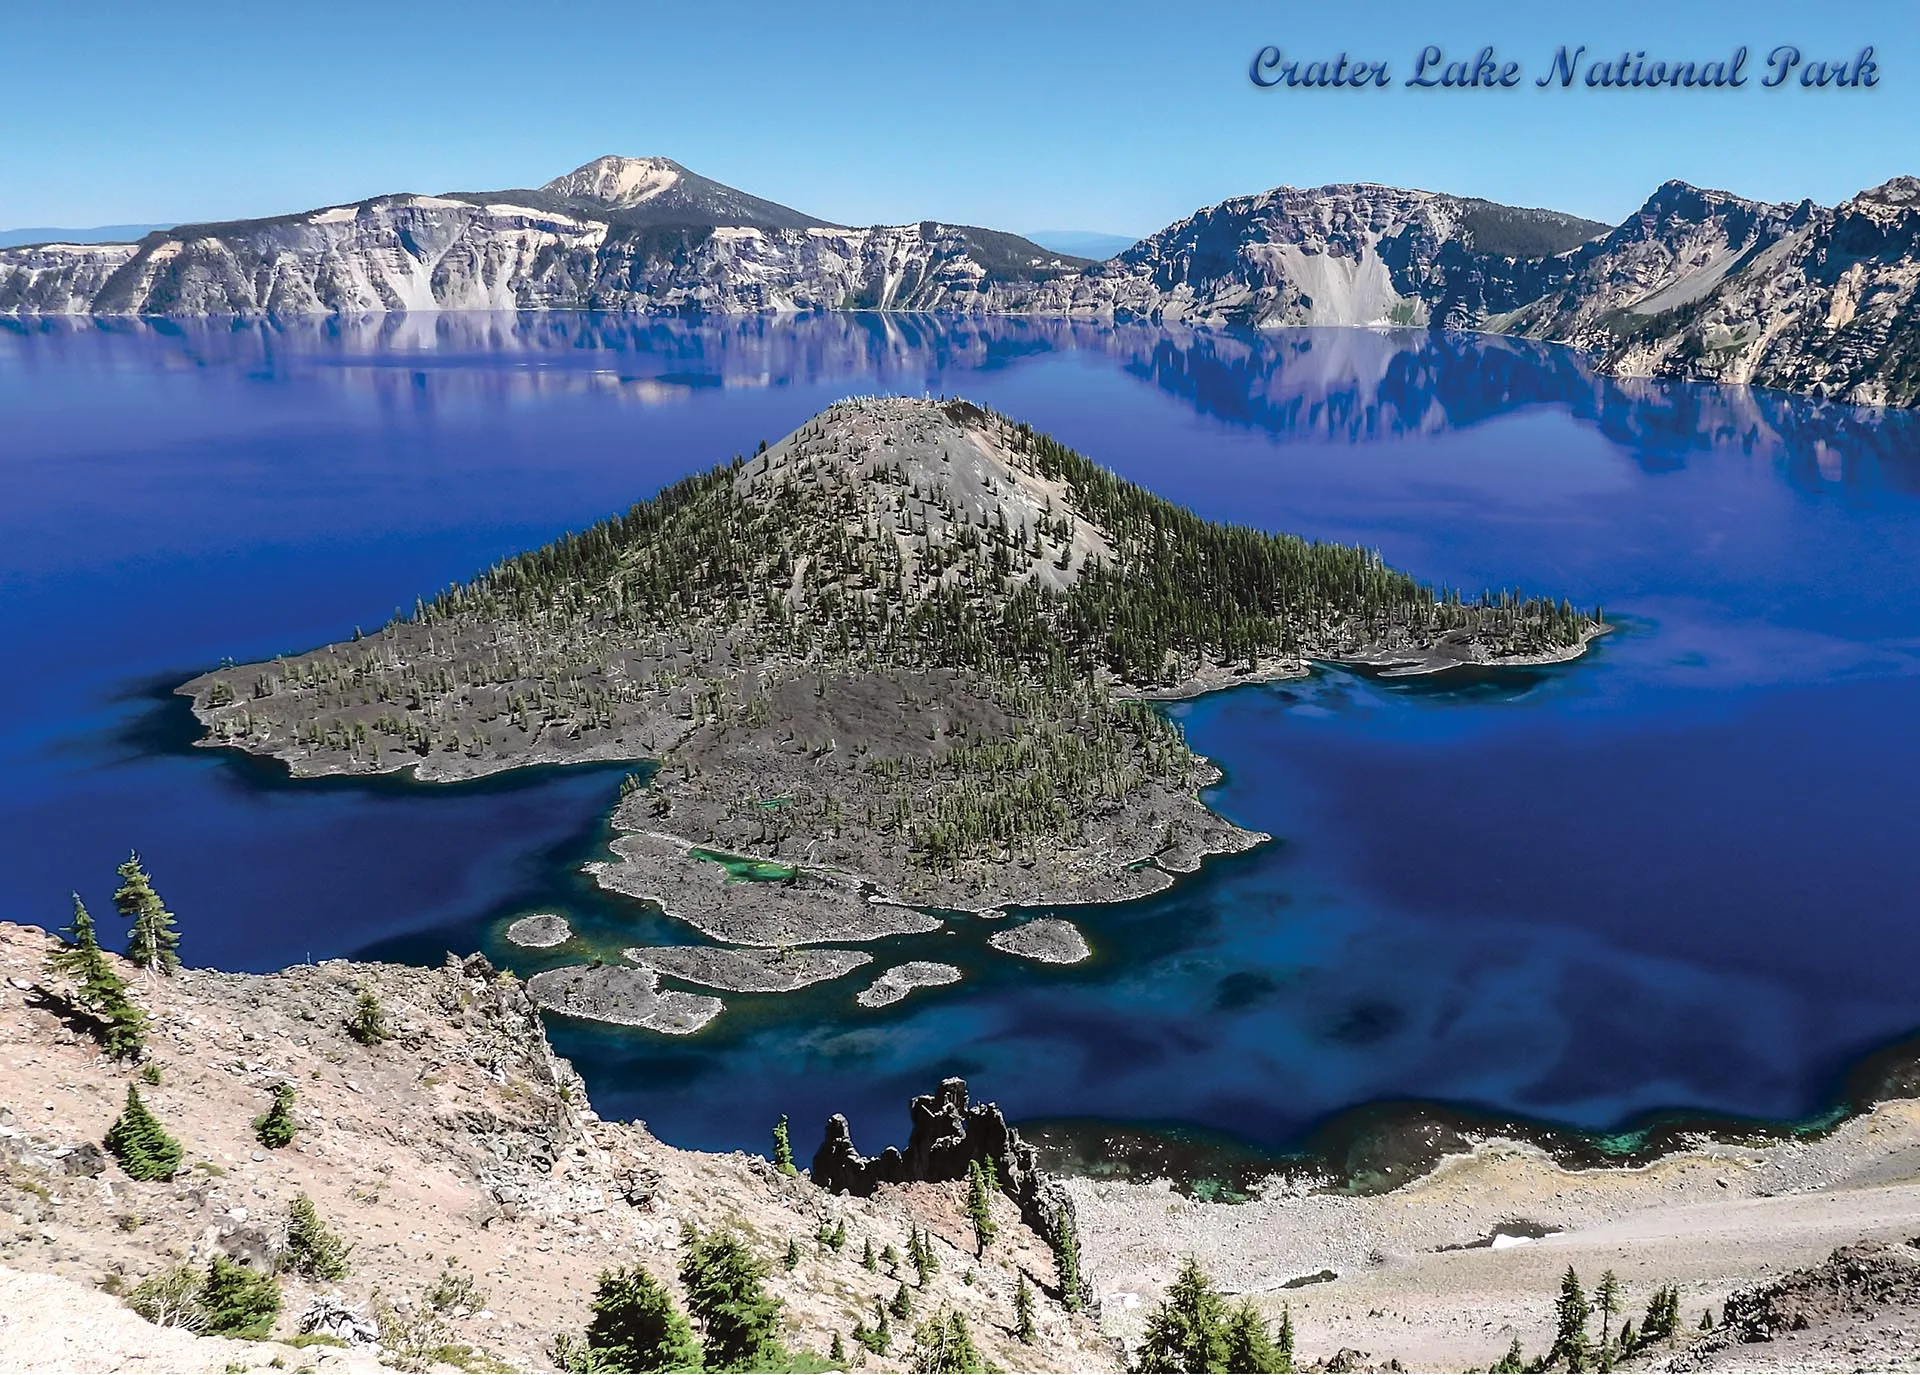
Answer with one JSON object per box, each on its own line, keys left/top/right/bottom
{"left": 525, "top": 962, "right": 724, "bottom": 1033}
{"left": 622, "top": 944, "right": 872, "bottom": 993}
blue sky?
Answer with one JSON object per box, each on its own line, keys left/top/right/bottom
{"left": 3, "top": 0, "right": 1908, "bottom": 235}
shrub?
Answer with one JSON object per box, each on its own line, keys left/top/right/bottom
{"left": 200, "top": 1254, "right": 280, "bottom": 1338}
{"left": 910, "top": 1309, "right": 984, "bottom": 1374}
{"left": 281, "top": 1193, "right": 351, "bottom": 1282}
{"left": 425, "top": 1259, "right": 486, "bottom": 1315}
{"left": 104, "top": 1085, "right": 182, "bottom": 1181}
{"left": 348, "top": 989, "right": 390, "bottom": 1045}
{"left": 254, "top": 1083, "right": 298, "bottom": 1149}
{"left": 128, "top": 1263, "right": 207, "bottom": 1331}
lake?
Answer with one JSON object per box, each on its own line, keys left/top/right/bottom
{"left": 3, "top": 312, "right": 1917, "bottom": 1166}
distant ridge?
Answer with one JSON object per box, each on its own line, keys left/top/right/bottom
{"left": 1024, "top": 229, "right": 1142, "bottom": 260}
{"left": 0, "top": 223, "right": 165, "bottom": 249}
{"left": 2, "top": 157, "right": 1916, "bottom": 406}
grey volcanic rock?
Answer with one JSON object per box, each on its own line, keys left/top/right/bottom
{"left": 526, "top": 963, "right": 722, "bottom": 1034}
{"left": 592, "top": 833, "right": 944, "bottom": 947}
{"left": 622, "top": 944, "right": 871, "bottom": 993}
{"left": 987, "top": 918, "right": 1090, "bottom": 964}
{"left": 810, "top": 1077, "right": 1093, "bottom": 1307}
{"left": 854, "top": 961, "right": 962, "bottom": 1008}
{"left": 505, "top": 912, "right": 573, "bottom": 948}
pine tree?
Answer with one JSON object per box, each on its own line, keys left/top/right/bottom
{"left": 254, "top": 1083, "right": 297, "bottom": 1149}
{"left": 830, "top": 1331, "right": 846, "bottom": 1365}
{"left": 347, "top": 988, "right": 390, "bottom": 1045}
{"left": 1014, "top": 1273, "right": 1037, "bottom": 1344}
{"left": 890, "top": 1283, "right": 914, "bottom": 1320}
{"left": 882, "top": 1242, "right": 901, "bottom": 1275}
{"left": 831, "top": 1219, "right": 847, "bottom": 1252}
{"left": 1615, "top": 1318, "right": 1635, "bottom": 1352}
{"left": 1595, "top": 1270, "right": 1621, "bottom": 1366}
{"left": 1054, "top": 1218, "right": 1083, "bottom": 1313}
{"left": 863, "top": 1238, "right": 878, "bottom": 1272}
{"left": 199, "top": 1254, "right": 280, "bottom": 1338}
{"left": 911, "top": 1309, "right": 984, "bottom": 1374}
{"left": 1490, "top": 1336, "right": 1525, "bottom": 1373}
{"left": 1223, "top": 1298, "right": 1288, "bottom": 1373}
{"left": 1700, "top": 1308, "right": 1715, "bottom": 1331}
{"left": 853, "top": 1312, "right": 887, "bottom": 1356}
{"left": 1134, "top": 1258, "right": 1229, "bottom": 1373}
{"left": 584, "top": 1265, "right": 702, "bottom": 1374}
{"left": 115, "top": 852, "right": 180, "bottom": 975}
{"left": 46, "top": 895, "right": 146, "bottom": 1060}
{"left": 104, "top": 1084, "right": 182, "bottom": 1181}
{"left": 772, "top": 1114, "right": 797, "bottom": 1176}
{"left": 1640, "top": 1286, "right": 1679, "bottom": 1346}
{"left": 281, "top": 1192, "right": 351, "bottom": 1282}
{"left": 1277, "top": 1306, "right": 1294, "bottom": 1365}
{"left": 679, "top": 1226, "right": 786, "bottom": 1370}
{"left": 965, "top": 1159, "right": 997, "bottom": 1257}
{"left": 1553, "top": 1267, "right": 1592, "bottom": 1373}
{"left": 783, "top": 1238, "right": 801, "bottom": 1271}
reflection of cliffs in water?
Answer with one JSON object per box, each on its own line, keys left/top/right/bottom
{"left": 7, "top": 313, "right": 1916, "bottom": 489}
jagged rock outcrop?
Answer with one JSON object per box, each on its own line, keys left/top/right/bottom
{"left": 1718, "top": 1240, "right": 1920, "bottom": 1343}
{"left": 811, "top": 1077, "right": 1092, "bottom": 1305}
{"left": 1504, "top": 177, "right": 1920, "bottom": 406}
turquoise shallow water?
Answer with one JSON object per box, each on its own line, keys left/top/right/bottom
{"left": 3, "top": 314, "right": 1918, "bottom": 1162}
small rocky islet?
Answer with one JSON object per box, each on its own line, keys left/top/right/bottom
{"left": 503, "top": 911, "right": 573, "bottom": 948}
{"left": 988, "top": 917, "right": 1091, "bottom": 965}
{"left": 180, "top": 397, "right": 1602, "bottom": 1032}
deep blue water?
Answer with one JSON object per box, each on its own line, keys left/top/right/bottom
{"left": 4, "top": 313, "right": 1919, "bottom": 1161}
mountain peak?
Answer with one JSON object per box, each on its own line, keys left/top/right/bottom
{"left": 1853, "top": 175, "right": 1920, "bottom": 208}
{"left": 541, "top": 155, "right": 687, "bottom": 209}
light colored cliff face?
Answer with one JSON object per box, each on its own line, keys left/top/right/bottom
{"left": 0, "top": 240, "right": 138, "bottom": 313}
{"left": 1029, "top": 184, "right": 1452, "bottom": 326}
{"left": 1024, "top": 182, "right": 1594, "bottom": 330}
{"left": 0, "top": 205, "right": 1068, "bottom": 317}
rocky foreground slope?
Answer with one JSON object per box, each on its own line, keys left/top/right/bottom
{"left": 4, "top": 155, "right": 1917, "bottom": 405}
{"left": 0, "top": 920, "right": 1111, "bottom": 1372}
{"left": 9, "top": 913, "right": 1920, "bottom": 1373}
